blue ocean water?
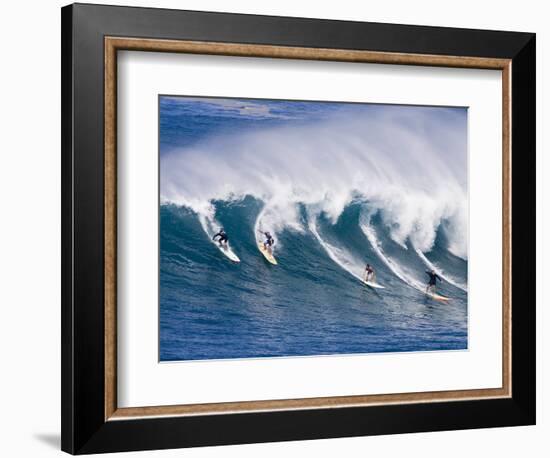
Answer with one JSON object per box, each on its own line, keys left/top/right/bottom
{"left": 159, "top": 96, "right": 468, "bottom": 361}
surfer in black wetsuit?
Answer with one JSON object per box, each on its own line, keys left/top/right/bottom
{"left": 213, "top": 228, "right": 228, "bottom": 247}
{"left": 425, "top": 269, "right": 442, "bottom": 294}
{"left": 364, "top": 264, "right": 375, "bottom": 282}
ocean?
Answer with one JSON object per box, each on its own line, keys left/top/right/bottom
{"left": 159, "top": 96, "right": 468, "bottom": 361}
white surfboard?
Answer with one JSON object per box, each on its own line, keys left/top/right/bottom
{"left": 216, "top": 243, "right": 240, "bottom": 263}
{"left": 362, "top": 279, "right": 385, "bottom": 289}
{"left": 426, "top": 291, "right": 451, "bottom": 302}
{"left": 258, "top": 242, "right": 277, "bottom": 265}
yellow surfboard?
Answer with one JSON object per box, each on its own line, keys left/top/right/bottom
{"left": 258, "top": 242, "right": 278, "bottom": 265}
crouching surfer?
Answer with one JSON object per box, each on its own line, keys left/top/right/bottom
{"left": 213, "top": 228, "right": 229, "bottom": 247}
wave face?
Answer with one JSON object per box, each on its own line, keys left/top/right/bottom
{"left": 160, "top": 201, "right": 468, "bottom": 361}
{"left": 159, "top": 97, "right": 468, "bottom": 361}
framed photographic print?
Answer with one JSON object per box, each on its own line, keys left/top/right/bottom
{"left": 61, "top": 3, "right": 536, "bottom": 454}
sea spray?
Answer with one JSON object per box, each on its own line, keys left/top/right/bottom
{"left": 161, "top": 109, "right": 467, "bottom": 259}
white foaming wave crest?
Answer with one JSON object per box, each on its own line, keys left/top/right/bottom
{"left": 197, "top": 213, "right": 216, "bottom": 238}
{"left": 161, "top": 109, "right": 467, "bottom": 257}
{"left": 253, "top": 194, "right": 304, "bottom": 251}
{"left": 414, "top": 248, "right": 468, "bottom": 292}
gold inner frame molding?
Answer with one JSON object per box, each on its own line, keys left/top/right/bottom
{"left": 104, "top": 36, "right": 512, "bottom": 421}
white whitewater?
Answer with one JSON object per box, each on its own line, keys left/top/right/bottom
{"left": 253, "top": 205, "right": 278, "bottom": 255}
{"left": 253, "top": 206, "right": 266, "bottom": 244}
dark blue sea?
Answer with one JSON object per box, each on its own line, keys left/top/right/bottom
{"left": 159, "top": 96, "right": 468, "bottom": 361}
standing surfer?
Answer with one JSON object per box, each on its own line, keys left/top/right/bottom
{"left": 213, "top": 228, "right": 229, "bottom": 247}
{"left": 425, "top": 269, "right": 443, "bottom": 294}
{"left": 364, "top": 264, "right": 375, "bottom": 282}
{"left": 258, "top": 230, "right": 275, "bottom": 254}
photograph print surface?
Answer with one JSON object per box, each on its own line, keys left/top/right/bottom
{"left": 159, "top": 96, "right": 468, "bottom": 362}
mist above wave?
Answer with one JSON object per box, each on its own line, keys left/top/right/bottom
{"left": 161, "top": 107, "right": 467, "bottom": 258}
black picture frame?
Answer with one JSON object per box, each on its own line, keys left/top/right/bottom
{"left": 61, "top": 3, "right": 535, "bottom": 454}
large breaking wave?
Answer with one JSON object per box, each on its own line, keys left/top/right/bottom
{"left": 161, "top": 108, "right": 468, "bottom": 266}
{"left": 159, "top": 102, "right": 469, "bottom": 360}
{"left": 159, "top": 198, "right": 468, "bottom": 360}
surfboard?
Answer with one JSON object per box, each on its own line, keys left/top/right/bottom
{"left": 258, "top": 242, "right": 277, "bottom": 265}
{"left": 363, "top": 280, "right": 385, "bottom": 289}
{"left": 426, "top": 291, "right": 451, "bottom": 302}
{"left": 216, "top": 243, "right": 240, "bottom": 263}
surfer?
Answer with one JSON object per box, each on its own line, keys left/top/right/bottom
{"left": 212, "top": 228, "right": 228, "bottom": 247}
{"left": 258, "top": 230, "right": 275, "bottom": 254}
{"left": 364, "top": 264, "right": 375, "bottom": 282}
{"left": 425, "top": 269, "right": 442, "bottom": 294}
